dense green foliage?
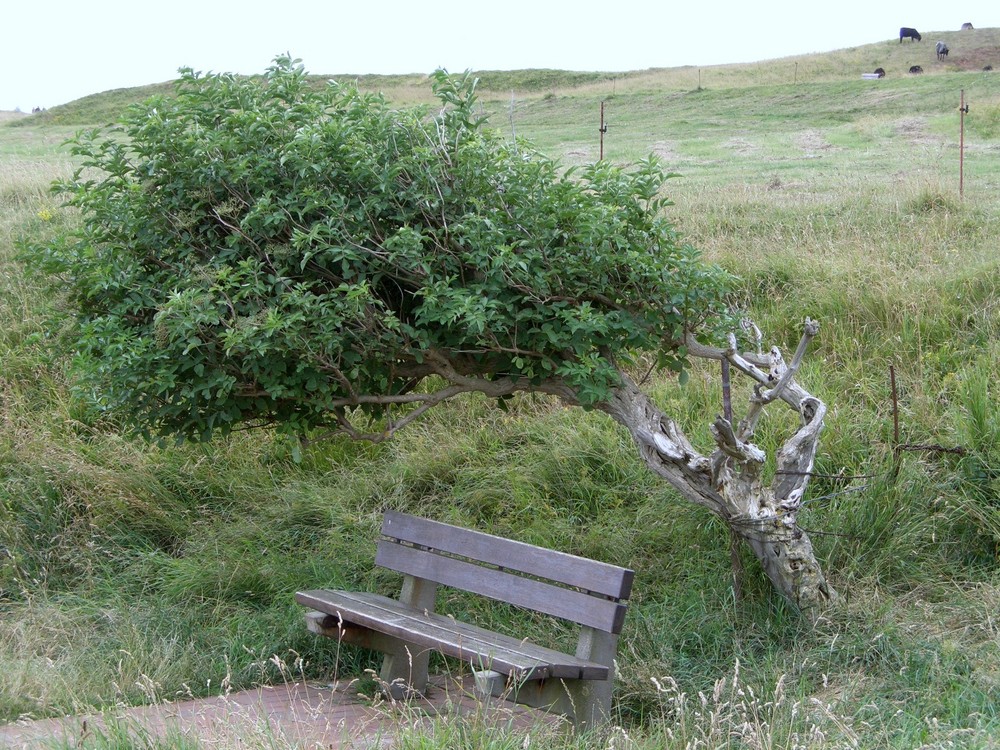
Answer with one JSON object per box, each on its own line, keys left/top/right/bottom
{"left": 35, "top": 56, "right": 728, "bottom": 444}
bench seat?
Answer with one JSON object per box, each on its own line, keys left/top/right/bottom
{"left": 297, "top": 588, "right": 609, "bottom": 681}
{"left": 296, "top": 512, "right": 633, "bottom": 729}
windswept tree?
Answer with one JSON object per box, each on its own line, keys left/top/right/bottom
{"left": 37, "top": 57, "right": 836, "bottom": 611}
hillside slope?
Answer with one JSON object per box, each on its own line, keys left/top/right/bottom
{"left": 7, "top": 27, "right": 998, "bottom": 127}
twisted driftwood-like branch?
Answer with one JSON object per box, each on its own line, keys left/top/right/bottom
{"left": 598, "top": 319, "right": 837, "bottom": 612}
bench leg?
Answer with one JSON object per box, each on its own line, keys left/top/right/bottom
{"left": 560, "top": 678, "right": 610, "bottom": 732}
{"left": 476, "top": 675, "right": 597, "bottom": 731}
{"left": 571, "top": 627, "right": 618, "bottom": 730}
{"left": 379, "top": 643, "right": 430, "bottom": 699}
{"left": 379, "top": 574, "right": 436, "bottom": 698}
{"left": 483, "top": 627, "right": 617, "bottom": 731}
{"left": 471, "top": 669, "right": 508, "bottom": 715}
{"left": 473, "top": 666, "right": 615, "bottom": 733}
{"left": 304, "top": 610, "right": 430, "bottom": 697}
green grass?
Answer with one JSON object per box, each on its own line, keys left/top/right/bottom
{"left": 2, "top": 32, "right": 1000, "bottom": 749}
{"left": 42, "top": 719, "right": 203, "bottom": 750}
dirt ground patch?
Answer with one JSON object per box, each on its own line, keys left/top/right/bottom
{"left": 796, "top": 129, "right": 838, "bottom": 156}
{"left": 949, "top": 46, "right": 1000, "bottom": 71}
{"left": 893, "top": 115, "right": 942, "bottom": 145}
{"left": 651, "top": 140, "right": 680, "bottom": 161}
{"left": 0, "top": 677, "right": 562, "bottom": 749}
{"left": 724, "top": 137, "right": 758, "bottom": 156}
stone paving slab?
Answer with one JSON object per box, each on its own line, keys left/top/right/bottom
{"left": 0, "top": 676, "right": 562, "bottom": 749}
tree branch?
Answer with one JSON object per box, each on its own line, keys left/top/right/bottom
{"left": 685, "top": 318, "right": 819, "bottom": 414}
{"left": 771, "top": 396, "right": 827, "bottom": 520}
{"left": 757, "top": 317, "right": 819, "bottom": 405}
{"left": 710, "top": 416, "right": 766, "bottom": 463}
{"left": 594, "top": 372, "right": 723, "bottom": 515}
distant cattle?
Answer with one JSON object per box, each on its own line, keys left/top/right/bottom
{"left": 874, "top": 67, "right": 886, "bottom": 78}
{"left": 909, "top": 65, "right": 924, "bottom": 74}
{"left": 936, "top": 42, "right": 949, "bottom": 59}
{"left": 900, "top": 27, "right": 922, "bottom": 42}
{"left": 961, "top": 22, "right": 974, "bottom": 30}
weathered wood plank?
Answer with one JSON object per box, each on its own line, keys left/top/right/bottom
{"left": 380, "top": 511, "right": 634, "bottom": 601}
{"left": 375, "top": 541, "right": 628, "bottom": 633}
{"left": 297, "top": 512, "right": 633, "bottom": 730}
{"left": 305, "top": 611, "right": 409, "bottom": 655}
{"left": 295, "top": 589, "right": 609, "bottom": 681}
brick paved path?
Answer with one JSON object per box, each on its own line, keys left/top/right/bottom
{"left": 0, "top": 676, "right": 561, "bottom": 749}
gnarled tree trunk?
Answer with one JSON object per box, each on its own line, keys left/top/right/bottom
{"left": 592, "top": 319, "right": 838, "bottom": 613}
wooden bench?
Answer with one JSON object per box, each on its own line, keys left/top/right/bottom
{"left": 295, "top": 511, "right": 634, "bottom": 729}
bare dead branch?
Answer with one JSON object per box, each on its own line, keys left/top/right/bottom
{"left": 685, "top": 320, "right": 818, "bottom": 413}
{"left": 771, "top": 397, "right": 827, "bottom": 518}
{"left": 757, "top": 318, "right": 820, "bottom": 405}
{"left": 711, "top": 416, "right": 767, "bottom": 464}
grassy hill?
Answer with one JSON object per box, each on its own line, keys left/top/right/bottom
{"left": 12, "top": 26, "right": 1000, "bottom": 126}
{"left": 2, "top": 32, "right": 999, "bottom": 749}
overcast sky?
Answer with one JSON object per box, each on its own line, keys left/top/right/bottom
{"left": 2, "top": 0, "right": 993, "bottom": 112}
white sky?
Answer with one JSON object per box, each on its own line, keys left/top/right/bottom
{"left": 2, "top": 0, "right": 994, "bottom": 112}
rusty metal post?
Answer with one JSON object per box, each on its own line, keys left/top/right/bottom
{"left": 890, "top": 365, "right": 900, "bottom": 448}
{"left": 959, "top": 90, "right": 969, "bottom": 198}
{"left": 599, "top": 101, "right": 607, "bottom": 160}
{"left": 890, "top": 364, "right": 901, "bottom": 477}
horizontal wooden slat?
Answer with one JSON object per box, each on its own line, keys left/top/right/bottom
{"left": 295, "top": 589, "right": 609, "bottom": 681}
{"left": 380, "top": 512, "right": 634, "bottom": 601}
{"left": 376, "top": 541, "right": 628, "bottom": 633}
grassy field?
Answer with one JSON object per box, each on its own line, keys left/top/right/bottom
{"left": 2, "top": 28, "right": 999, "bottom": 749}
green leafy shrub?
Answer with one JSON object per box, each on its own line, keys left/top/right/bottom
{"left": 31, "top": 56, "right": 730, "bottom": 445}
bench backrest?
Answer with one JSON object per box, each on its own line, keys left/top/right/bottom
{"left": 376, "top": 511, "right": 633, "bottom": 634}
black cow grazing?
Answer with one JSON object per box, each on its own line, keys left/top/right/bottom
{"left": 900, "top": 27, "right": 922, "bottom": 42}
{"left": 909, "top": 65, "right": 924, "bottom": 74}
{"left": 936, "top": 42, "right": 949, "bottom": 59}
{"left": 874, "top": 67, "right": 886, "bottom": 78}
